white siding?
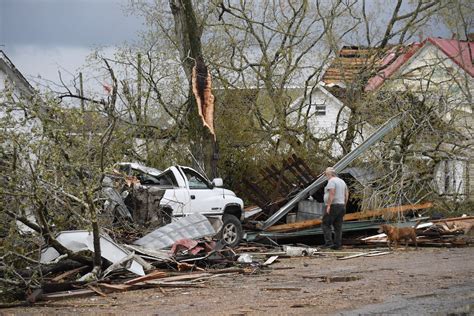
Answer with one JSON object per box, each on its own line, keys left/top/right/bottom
{"left": 382, "top": 43, "right": 473, "bottom": 201}
{"left": 287, "top": 85, "right": 350, "bottom": 156}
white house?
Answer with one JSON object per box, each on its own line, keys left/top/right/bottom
{"left": 365, "top": 38, "right": 473, "bottom": 200}
{"left": 1, "top": 50, "right": 42, "bottom": 135}
{"left": 0, "top": 50, "right": 36, "bottom": 100}
{"left": 1, "top": 50, "right": 42, "bottom": 231}
{"left": 290, "top": 38, "right": 474, "bottom": 199}
{"left": 286, "top": 84, "right": 351, "bottom": 157}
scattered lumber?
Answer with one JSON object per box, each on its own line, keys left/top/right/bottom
{"left": 41, "top": 289, "right": 96, "bottom": 301}
{"left": 97, "top": 283, "right": 132, "bottom": 291}
{"left": 51, "top": 266, "right": 89, "bottom": 282}
{"left": 261, "top": 287, "right": 301, "bottom": 291}
{"left": 86, "top": 284, "right": 108, "bottom": 297}
{"left": 319, "top": 275, "right": 360, "bottom": 283}
{"left": 267, "top": 202, "right": 433, "bottom": 232}
{"left": 124, "top": 270, "right": 168, "bottom": 285}
{"left": 431, "top": 216, "right": 474, "bottom": 223}
{"left": 338, "top": 250, "right": 391, "bottom": 260}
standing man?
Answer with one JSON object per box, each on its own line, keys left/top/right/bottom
{"left": 322, "top": 167, "right": 349, "bottom": 250}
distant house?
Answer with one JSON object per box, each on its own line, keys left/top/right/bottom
{"left": 365, "top": 38, "right": 473, "bottom": 200}
{"left": 0, "top": 50, "right": 36, "bottom": 101}
{"left": 0, "top": 50, "right": 42, "bottom": 135}
{"left": 0, "top": 50, "right": 42, "bottom": 231}
{"left": 316, "top": 38, "right": 473, "bottom": 201}
{"left": 284, "top": 46, "right": 386, "bottom": 157}
{"left": 286, "top": 84, "right": 350, "bottom": 157}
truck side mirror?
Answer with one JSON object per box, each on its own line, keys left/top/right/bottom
{"left": 212, "top": 178, "right": 223, "bottom": 187}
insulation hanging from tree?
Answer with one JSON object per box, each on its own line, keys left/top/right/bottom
{"left": 191, "top": 57, "right": 216, "bottom": 140}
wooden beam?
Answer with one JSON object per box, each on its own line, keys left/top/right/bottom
{"left": 124, "top": 270, "right": 167, "bottom": 285}
{"left": 266, "top": 202, "right": 433, "bottom": 232}
{"left": 51, "top": 266, "right": 89, "bottom": 282}
{"left": 41, "top": 289, "right": 96, "bottom": 300}
{"left": 431, "top": 216, "right": 474, "bottom": 223}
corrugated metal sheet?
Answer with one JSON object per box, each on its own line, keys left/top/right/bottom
{"left": 134, "top": 213, "right": 216, "bottom": 250}
{"left": 258, "top": 113, "right": 403, "bottom": 230}
{"left": 40, "top": 230, "right": 145, "bottom": 276}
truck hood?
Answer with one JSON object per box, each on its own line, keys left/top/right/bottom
{"left": 219, "top": 188, "right": 237, "bottom": 196}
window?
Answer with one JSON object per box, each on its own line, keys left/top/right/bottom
{"left": 434, "top": 160, "right": 466, "bottom": 197}
{"left": 182, "top": 168, "right": 210, "bottom": 189}
{"left": 155, "top": 170, "right": 178, "bottom": 187}
{"left": 315, "top": 105, "right": 326, "bottom": 115}
{"left": 306, "top": 103, "right": 326, "bottom": 115}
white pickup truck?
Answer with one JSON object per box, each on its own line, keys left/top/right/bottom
{"left": 112, "top": 163, "right": 245, "bottom": 247}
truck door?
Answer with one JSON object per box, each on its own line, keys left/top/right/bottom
{"left": 180, "top": 167, "right": 224, "bottom": 216}
{"left": 156, "top": 169, "right": 190, "bottom": 217}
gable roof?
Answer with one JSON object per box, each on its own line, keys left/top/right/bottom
{"left": 365, "top": 38, "right": 474, "bottom": 91}
{"left": 0, "top": 50, "right": 36, "bottom": 98}
{"left": 429, "top": 38, "right": 474, "bottom": 76}
{"left": 288, "top": 84, "right": 344, "bottom": 111}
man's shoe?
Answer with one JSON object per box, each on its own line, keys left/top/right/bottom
{"left": 331, "top": 245, "right": 342, "bottom": 250}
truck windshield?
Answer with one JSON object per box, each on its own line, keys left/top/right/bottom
{"left": 154, "top": 170, "right": 178, "bottom": 186}
{"left": 182, "top": 168, "right": 210, "bottom": 189}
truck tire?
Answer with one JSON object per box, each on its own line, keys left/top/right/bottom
{"left": 220, "top": 214, "right": 243, "bottom": 248}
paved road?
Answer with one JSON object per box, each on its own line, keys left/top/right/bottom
{"left": 342, "top": 282, "right": 474, "bottom": 315}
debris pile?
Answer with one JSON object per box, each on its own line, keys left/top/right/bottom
{"left": 361, "top": 216, "right": 474, "bottom": 248}
{"left": 5, "top": 215, "right": 284, "bottom": 306}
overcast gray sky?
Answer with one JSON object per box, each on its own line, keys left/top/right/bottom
{"left": 0, "top": 0, "right": 144, "bottom": 85}
{"left": 0, "top": 0, "right": 457, "bottom": 90}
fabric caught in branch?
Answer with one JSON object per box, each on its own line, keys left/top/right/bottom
{"left": 192, "top": 57, "right": 216, "bottom": 139}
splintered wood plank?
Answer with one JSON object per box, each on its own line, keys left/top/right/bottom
{"left": 269, "top": 165, "right": 293, "bottom": 189}
{"left": 87, "top": 284, "right": 108, "bottom": 297}
{"left": 41, "top": 289, "right": 96, "bottom": 300}
{"left": 97, "top": 283, "right": 132, "bottom": 291}
{"left": 51, "top": 266, "right": 89, "bottom": 282}
{"left": 292, "top": 154, "right": 317, "bottom": 179}
{"left": 431, "top": 216, "right": 474, "bottom": 223}
{"left": 242, "top": 179, "right": 268, "bottom": 206}
{"left": 283, "top": 159, "right": 309, "bottom": 186}
{"left": 156, "top": 273, "right": 211, "bottom": 282}
{"left": 264, "top": 167, "right": 290, "bottom": 194}
{"left": 337, "top": 252, "right": 368, "bottom": 260}
{"left": 261, "top": 287, "right": 301, "bottom": 291}
{"left": 124, "top": 270, "right": 168, "bottom": 285}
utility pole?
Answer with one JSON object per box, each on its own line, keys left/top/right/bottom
{"left": 79, "top": 72, "right": 85, "bottom": 112}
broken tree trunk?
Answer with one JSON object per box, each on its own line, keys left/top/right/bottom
{"left": 169, "top": 0, "right": 217, "bottom": 178}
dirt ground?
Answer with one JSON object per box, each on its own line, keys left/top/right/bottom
{"left": 2, "top": 246, "right": 473, "bottom": 315}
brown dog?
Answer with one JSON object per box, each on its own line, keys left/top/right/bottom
{"left": 378, "top": 224, "right": 418, "bottom": 250}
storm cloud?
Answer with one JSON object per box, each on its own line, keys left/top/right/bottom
{"left": 1, "top": 0, "right": 144, "bottom": 47}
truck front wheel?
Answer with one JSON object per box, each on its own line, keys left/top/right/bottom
{"left": 220, "top": 214, "right": 243, "bottom": 247}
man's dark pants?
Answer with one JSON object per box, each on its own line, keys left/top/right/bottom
{"left": 322, "top": 204, "right": 346, "bottom": 247}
